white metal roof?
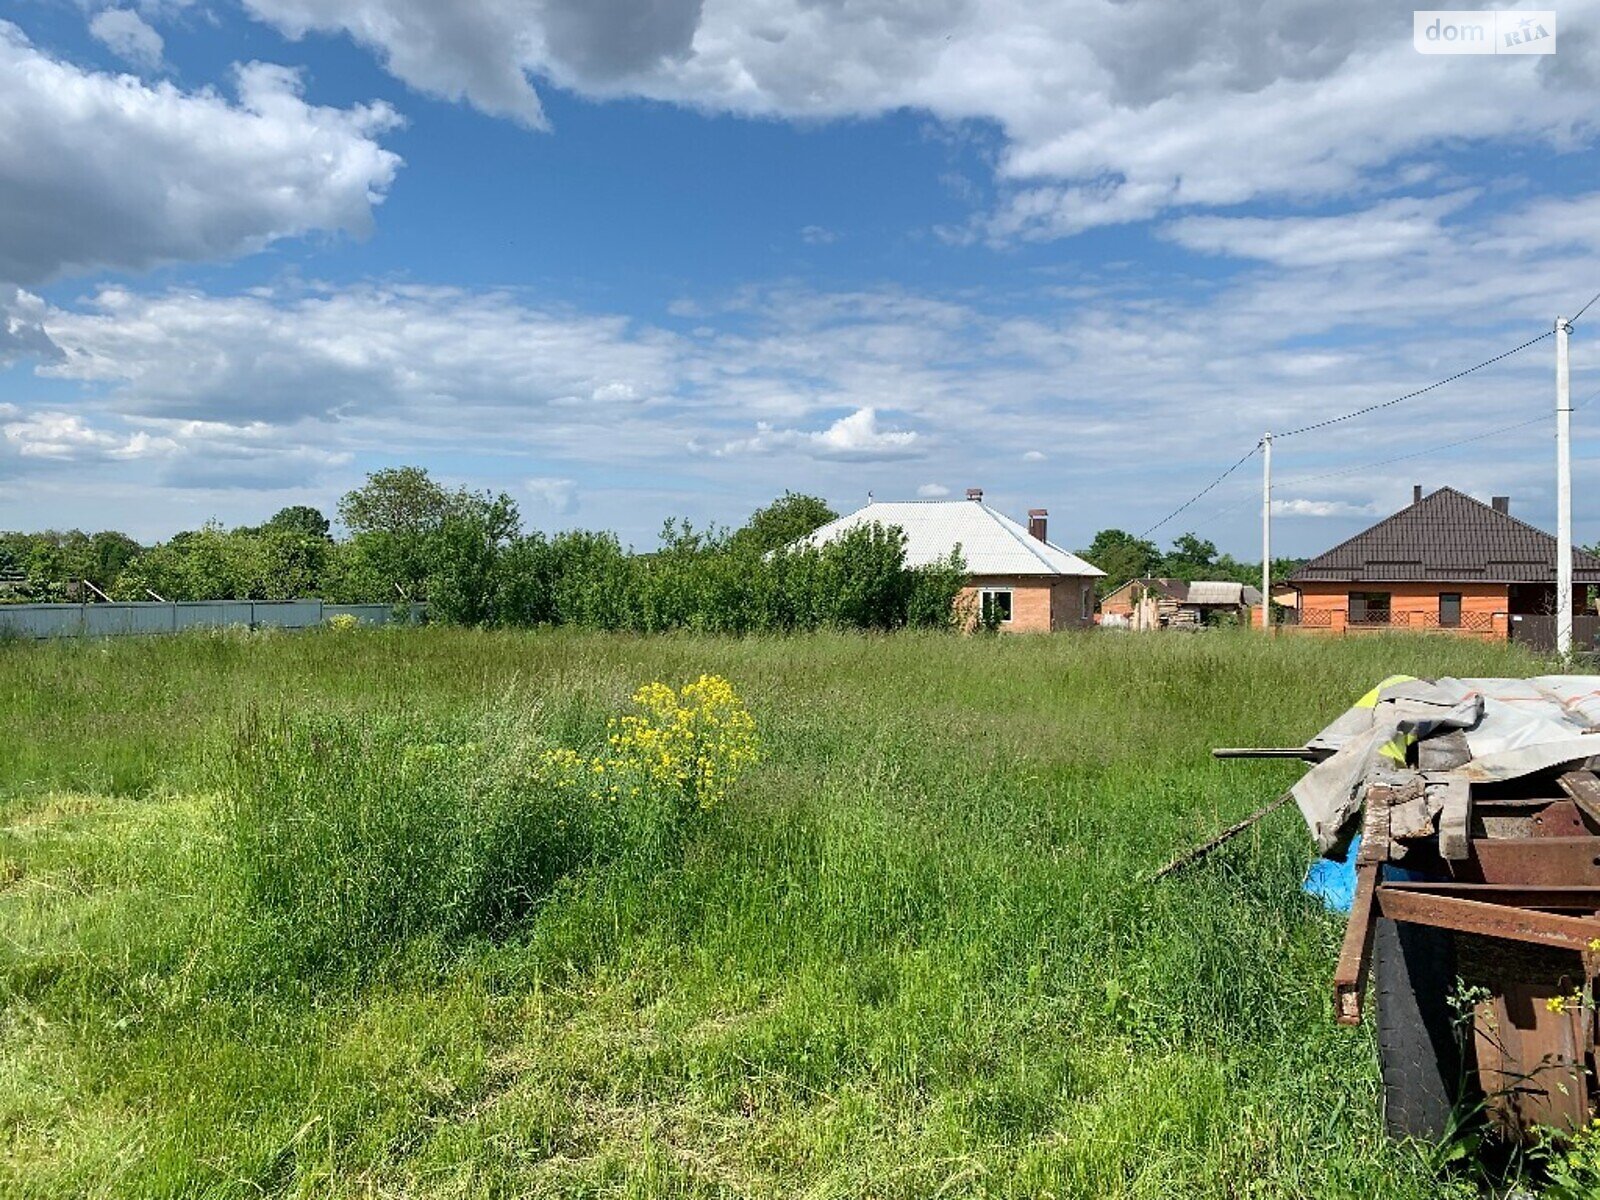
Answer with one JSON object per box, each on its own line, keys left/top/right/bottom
{"left": 1185, "top": 580, "right": 1263, "bottom": 606}
{"left": 798, "top": 500, "right": 1104, "bottom": 578}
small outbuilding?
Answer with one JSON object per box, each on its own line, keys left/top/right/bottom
{"left": 798, "top": 488, "right": 1104, "bottom": 632}
{"left": 1100, "top": 577, "right": 1262, "bottom": 629}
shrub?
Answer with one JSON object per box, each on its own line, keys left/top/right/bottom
{"left": 325, "top": 612, "right": 360, "bottom": 632}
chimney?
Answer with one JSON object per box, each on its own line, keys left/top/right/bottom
{"left": 1413, "top": 485, "right": 1423, "bottom": 505}
{"left": 1028, "top": 508, "right": 1048, "bottom": 542}
{"left": 966, "top": 487, "right": 983, "bottom": 502}
{"left": 1492, "top": 495, "right": 1510, "bottom": 514}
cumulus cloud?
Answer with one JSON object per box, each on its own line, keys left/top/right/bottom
{"left": 0, "top": 288, "right": 61, "bottom": 365}
{"left": 916, "top": 482, "right": 950, "bottom": 497}
{"left": 2, "top": 410, "right": 169, "bottom": 460}
{"left": 0, "top": 406, "right": 347, "bottom": 490}
{"left": 0, "top": 22, "right": 402, "bottom": 285}
{"left": 89, "top": 8, "right": 165, "bottom": 69}
{"left": 707, "top": 407, "right": 924, "bottom": 461}
{"left": 237, "top": 0, "right": 1600, "bottom": 234}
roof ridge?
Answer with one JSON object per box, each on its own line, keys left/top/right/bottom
{"left": 1290, "top": 485, "right": 1600, "bottom": 581}
{"left": 979, "top": 503, "right": 1064, "bottom": 572}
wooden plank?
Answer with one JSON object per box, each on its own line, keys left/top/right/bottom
{"left": 1437, "top": 777, "right": 1472, "bottom": 861}
{"left": 1334, "top": 863, "right": 1380, "bottom": 1026}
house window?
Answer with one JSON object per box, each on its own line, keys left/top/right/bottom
{"left": 1349, "top": 591, "right": 1391, "bottom": 625}
{"left": 1439, "top": 593, "right": 1462, "bottom": 627}
{"left": 1081, "top": 585, "right": 1093, "bottom": 621}
{"left": 979, "top": 588, "right": 1013, "bottom": 624}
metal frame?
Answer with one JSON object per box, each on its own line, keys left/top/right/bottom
{"left": 1327, "top": 769, "right": 1600, "bottom": 1135}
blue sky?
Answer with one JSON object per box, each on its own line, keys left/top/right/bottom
{"left": 1, "top": 1, "right": 1598, "bottom": 557}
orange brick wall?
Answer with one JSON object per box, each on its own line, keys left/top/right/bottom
{"left": 1295, "top": 581, "right": 1509, "bottom": 639}
{"left": 958, "top": 576, "right": 1095, "bottom": 632}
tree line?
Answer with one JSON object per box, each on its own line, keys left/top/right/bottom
{"left": 2, "top": 466, "right": 1305, "bottom": 625}
{"left": 0, "top": 468, "right": 966, "bottom": 633}
{"left": 1082, "top": 528, "right": 1306, "bottom": 596}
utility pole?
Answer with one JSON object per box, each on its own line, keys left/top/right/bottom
{"left": 1557, "top": 316, "right": 1574, "bottom": 657}
{"left": 1261, "top": 432, "right": 1272, "bottom": 635}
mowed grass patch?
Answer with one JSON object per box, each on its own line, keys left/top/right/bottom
{"left": 0, "top": 628, "right": 1542, "bottom": 1197}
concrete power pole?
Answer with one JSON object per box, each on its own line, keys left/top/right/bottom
{"left": 1557, "top": 316, "right": 1574, "bottom": 657}
{"left": 1261, "top": 432, "right": 1272, "bottom": 635}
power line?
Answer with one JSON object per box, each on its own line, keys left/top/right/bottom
{"left": 1140, "top": 442, "right": 1260, "bottom": 538}
{"left": 1201, "top": 381, "right": 1600, "bottom": 525}
{"left": 1139, "top": 289, "right": 1596, "bottom": 543}
{"left": 1273, "top": 330, "right": 1553, "bottom": 440}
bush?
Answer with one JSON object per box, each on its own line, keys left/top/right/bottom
{"left": 325, "top": 612, "right": 360, "bottom": 632}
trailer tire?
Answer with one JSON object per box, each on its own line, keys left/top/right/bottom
{"left": 1375, "top": 916, "right": 1466, "bottom": 1140}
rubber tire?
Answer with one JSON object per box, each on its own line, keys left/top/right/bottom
{"left": 1375, "top": 916, "right": 1465, "bottom": 1140}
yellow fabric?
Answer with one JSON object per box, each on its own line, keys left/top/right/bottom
{"left": 1355, "top": 674, "right": 1417, "bottom": 710}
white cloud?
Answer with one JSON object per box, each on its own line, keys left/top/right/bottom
{"left": 707, "top": 407, "right": 924, "bottom": 461}
{"left": 526, "top": 475, "right": 578, "bottom": 514}
{"left": 237, "top": 0, "right": 1600, "bottom": 235}
{"left": 1022, "top": 449, "right": 1046, "bottom": 462}
{"left": 0, "top": 22, "right": 402, "bottom": 285}
{"left": 0, "top": 288, "right": 61, "bottom": 365}
{"left": 1164, "top": 193, "right": 1480, "bottom": 268}
{"left": 2, "top": 410, "right": 169, "bottom": 460}
{"left": 800, "top": 224, "right": 839, "bottom": 245}
{"left": 916, "top": 482, "right": 949, "bottom": 497}
{"left": 11, "top": 176, "right": 1600, "bottom": 546}
{"left": 38, "top": 283, "right": 678, "bottom": 425}
{"left": 1272, "top": 497, "right": 1384, "bottom": 518}
{"left": 89, "top": 9, "right": 165, "bottom": 70}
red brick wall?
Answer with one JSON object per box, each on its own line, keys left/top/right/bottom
{"left": 1295, "top": 581, "right": 1509, "bottom": 640}
{"left": 958, "top": 576, "right": 1095, "bottom": 633}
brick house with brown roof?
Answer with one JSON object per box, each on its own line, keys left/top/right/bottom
{"left": 1287, "top": 486, "right": 1600, "bottom": 644}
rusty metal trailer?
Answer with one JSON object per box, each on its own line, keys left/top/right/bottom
{"left": 1211, "top": 678, "right": 1600, "bottom": 1141}
{"left": 1328, "top": 767, "right": 1600, "bottom": 1138}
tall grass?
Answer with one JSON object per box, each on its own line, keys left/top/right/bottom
{"left": 225, "top": 707, "right": 596, "bottom": 968}
{"left": 0, "top": 628, "right": 1552, "bottom": 1197}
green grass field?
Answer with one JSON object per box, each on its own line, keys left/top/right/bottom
{"left": 0, "top": 627, "right": 1558, "bottom": 1197}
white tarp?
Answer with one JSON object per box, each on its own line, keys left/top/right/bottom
{"left": 1294, "top": 676, "right": 1600, "bottom": 853}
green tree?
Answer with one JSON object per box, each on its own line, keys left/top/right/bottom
{"left": 819, "top": 522, "right": 912, "bottom": 630}
{"left": 425, "top": 492, "right": 522, "bottom": 626}
{"left": 1082, "top": 529, "right": 1161, "bottom": 595}
{"left": 1161, "top": 532, "right": 1218, "bottom": 581}
{"left": 733, "top": 492, "right": 838, "bottom": 555}
{"left": 258, "top": 505, "right": 332, "bottom": 542}
{"left": 338, "top": 467, "right": 518, "bottom": 605}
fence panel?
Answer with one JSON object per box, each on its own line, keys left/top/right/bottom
{"left": 323, "top": 604, "right": 404, "bottom": 626}
{"left": 0, "top": 600, "right": 429, "bottom": 640}
{"left": 1510, "top": 614, "right": 1600, "bottom": 653}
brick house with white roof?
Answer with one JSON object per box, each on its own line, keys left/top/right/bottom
{"left": 799, "top": 488, "right": 1104, "bottom": 632}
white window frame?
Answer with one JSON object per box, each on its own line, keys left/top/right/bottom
{"left": 979, "top": 587, "right": 1014, "bottom": 624}
{"left": 1081, "top": 584, "right": 1093, "bottom": 621}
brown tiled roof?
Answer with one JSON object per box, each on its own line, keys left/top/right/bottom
{"left": 1289, "top": 487, "right": 1600, "bottom": 584}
